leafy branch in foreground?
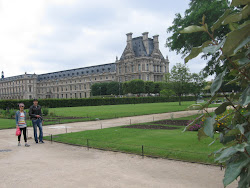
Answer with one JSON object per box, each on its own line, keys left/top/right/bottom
{"left": 180, "top": 1, "right": 250, "bottom": 187}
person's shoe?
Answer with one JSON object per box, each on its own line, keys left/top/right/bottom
{"left": 18, "top": 143, "right": 21, "bottom": 146}
{"left": 39, "top": 141, "right": 44, "bottom": 144}
{"left": 35, "top": 141, "right": 38, "bottom": 144}
{"left": 25, "top": 143, "right": 30, "bottom": 147}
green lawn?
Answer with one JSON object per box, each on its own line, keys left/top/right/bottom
{"left": 0, "top": 101, "right": 218, "bottom": 130}
{"left": 45, "top": 114, "right": 221, "bottom": 164}
{"left": 51, "top": 101, "right": 218, "bottom": 118}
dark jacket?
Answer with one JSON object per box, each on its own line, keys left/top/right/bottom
{"left": 29, "top": 105, "right": 42, "bottom": 120}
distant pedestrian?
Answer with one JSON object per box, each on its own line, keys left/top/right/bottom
{"left": 15, "top": 103, "right": 30, "bottom": 147}
{"left": 29, "top": 99, "right": 44, "bottom": 144}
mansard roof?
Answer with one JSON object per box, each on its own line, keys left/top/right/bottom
{"left": 37, "top": 63, "right": 116, "bottom": 81}
{"left": 120, "top": 37, "right": 154, "bottom": 60}
{"left": 1, "top": 63, "right": 116, "bottom": 82}
{"left": 0, "top": 74, "right": 35, "bottom": 82}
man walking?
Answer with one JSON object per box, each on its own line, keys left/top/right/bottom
{"left": 29, "top": 99, "right": 44, "bottom": 144}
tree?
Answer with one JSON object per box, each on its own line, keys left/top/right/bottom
{"left": 153, "top": 82, "right": 165, "bottom": 94}
{"left": 189, "top": 72, "right": 206, "bottom": 103}
{"left": 166, "top": 0, "right": 230, "bottom": 75}
{"left": 145, "top": 81, "right": 155, "bottom": 95}
{"left": 129, "top": 79, "right": 145, "bottom": 95}
{"left": 91, "top": 83, "right": 102, "bottom": 96}
{"left": 179, "top": 1, "right": 250, "bottom": 187}
{"left": 91, "top": 82, "right": 108, "bottom": 96}
{"left": 122, "top": 81, "right": 130, "bottom": 94}
{"left": 160, "top": 89, "right": 175, "bottom": 97}
{"left": 106, "top": 81, "right": 122, "bottom": 95}
{"left": 168, "top": 63, "right": 191, "bottom": 105}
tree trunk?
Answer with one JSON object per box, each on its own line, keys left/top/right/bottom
{"left": 179, "top": 95, "right": 181, "bottom": 106}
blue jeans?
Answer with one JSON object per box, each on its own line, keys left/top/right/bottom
{"left": 32, "top": 119, "right": 43, "bottom": 142}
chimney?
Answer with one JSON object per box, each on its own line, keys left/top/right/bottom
{"left": 126, "top": 32, "right": 133, "bottom": 49}
{"left": 153, "top": 35, "right": 159, "bottom": 50}
{"left": 142, "top": 32, "right": 149, "bottom": 54}
{"left": 1, "top": 71, "right": 4, "bottom": 79}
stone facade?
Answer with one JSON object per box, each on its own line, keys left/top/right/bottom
{"left": 0, "top": 32, "right": 169, "bottom": 100}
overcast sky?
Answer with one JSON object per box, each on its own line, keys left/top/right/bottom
{"left": 0, "top": 0, "right": 210, "bottom": 79}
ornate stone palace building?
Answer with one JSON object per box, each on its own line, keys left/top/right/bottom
{"left": 0, "top": 32, "right": 169, "bottom": 100}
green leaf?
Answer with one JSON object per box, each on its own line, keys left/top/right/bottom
{"left": 229, "top": 22, "right": 239, "bottom": 31}
{"left": 197, "top": 127, "right": 207, "bottom": 141}
{"left": 216, "top": 143, "right": 249, "bottom": 163}
{"left": 234, "top": 36, "right": 250, "bottom": 54}
{"left": 223, "top": 12, "right": 243, "bottom": 25}
{"left": 238, "top": 166, "right": 250, "bottom": 188}
{"left": 202, "top": 38, "right": 225, "bottom": 54}
{"left": 227, "top": 129, "right": 241, "bottom": 136}
{"left": 238, "top": 57, "right": 250, "bottom": 65}
{"left": 185, "top": 41, "right": 211, "bottom": 63}
{"left": 222, "top": 23, "right": 250, "bottom": 56}
{"left": 204, "top": 115, "right": 216, "bottom": 138}
{"left": 236, "top": 123, "right": 247, "bottom": 134}
{"left": 220, "top": 135, "right": 237, "bottom": 145}
{"left": 226, "top": 76, "right": 240, "bottom": 85}
{"left": 231, "top": 0, "right": 250, "bottom": 7}
{"left": 239, "top": 86, "right": 250, "bottom": 106}
{"left": 215, "top": 101, "right": 232, "bottom": 115}
{"left": 210, "top": 69, "right": 227, "bottom": 96}
{"left": 223, "top": 153, "right": 250, "bottom": 186}
{"left": 211, "top": 9, "right": 231, "bottom": 32}
{"left": 179, "top": 25, "right": 206, "bottom": 34}
{"left": 224, "top": 4, "right": 250, "bottom": 25}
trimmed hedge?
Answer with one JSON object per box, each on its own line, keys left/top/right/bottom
{"left": 0, "top": 96, "right": 196, "bottom": 109}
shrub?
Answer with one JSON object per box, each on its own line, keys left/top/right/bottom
{"left": 42, "top": 107, "right": 49, "bottom": 116}
{"left": 0, "top": 96, "right": 196, "bottom": 109}
{"left": 187, "top": 119, "right": 204, "bottom": 131}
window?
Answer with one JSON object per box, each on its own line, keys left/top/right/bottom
{"left": 165, "top": 66, "right": 167, "bottom": 72}
{"left": 125, "top": 66, "right": 127, "bottom": 73}
{"left": 119, "top": 67, "right": 121, "bottom": 74}
{"left": 160, "top": 66, "right": 162, "bottom": 72}
{"left": 138, "top": 64, "right": 141, "bottom": 71}
{"left": 146, "top": 64, "right": 149, "bottom": 71}
{"left": 106, "top": 76, "right": 108, "bottom": 79}
{"left": 131, "top": 65, "right": 134, "bottom": 72}
{"left": 139, "top": 75, "right": 141, "bottom": 79}
{"left": 146, "top": 74, "right": 149, "bottom": 81}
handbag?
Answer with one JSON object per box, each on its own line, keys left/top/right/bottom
{"left": 16, "top": 127, "right": 21, "bottom": 136}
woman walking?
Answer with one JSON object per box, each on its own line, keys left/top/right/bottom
{"left": 16, "top": 103, "right": 30, "bottom": 147}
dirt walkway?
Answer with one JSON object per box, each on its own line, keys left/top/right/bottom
{"left": 0, "top": 109, "right": 237, "bottom": 188}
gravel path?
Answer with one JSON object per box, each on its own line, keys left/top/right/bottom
{"left": 0, "top": 109, "right": 237, "bottom": 188}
